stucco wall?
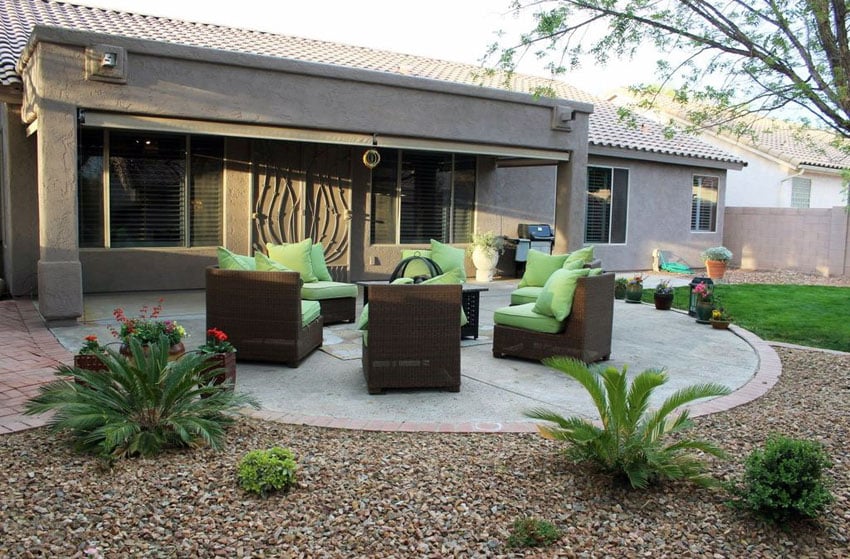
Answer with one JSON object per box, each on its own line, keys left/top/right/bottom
{"left": 588, "top": 156, "right": 727, "bottom": 271}
{"left": 0, "top": 103, "right": 39, "bottom": 297}
{"left": 724, "top": 206, "right": 849, "bottom": 276}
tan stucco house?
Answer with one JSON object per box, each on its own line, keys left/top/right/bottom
{"left": 0, "top": 0, "right": 743, "bottom": 321}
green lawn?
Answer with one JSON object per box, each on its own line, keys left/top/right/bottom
{"left": 642, "top": 284, "right": 850, "bottom": 352}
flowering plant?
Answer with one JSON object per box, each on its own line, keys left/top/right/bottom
{"left": 700, "top": 246, "right": 733, "bottom": 262}
{"left": 711, "top": 308, "right": 732, "bottom": 322}
{"left": 198, "top": 327, "right": 235, "bottom": 354}
{"left": 627, "top": 274, "right": 644, "bottom": 286}
{"left": 692, "top": 282, "right": 713, "bottom": 302}
{"left": 79, "top": 335, "right": 106, "bottom": 355}
{"left": 654, "top": 279, "right": 674, "bottom": 295}
{"left": 109, "top": 299, "right": 186, "bottom": 345}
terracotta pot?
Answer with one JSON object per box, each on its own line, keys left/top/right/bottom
{"left": 198, "top": 352, "right": 237, "bottom": 396}
{"left": 705, "top": 260, "right": 727, "bottom": 279}
{"left": 710, "top": 320, "right": 730, "bottom": 330}
{"left": 653, "top": 292, "right": 674, "bottom": 310}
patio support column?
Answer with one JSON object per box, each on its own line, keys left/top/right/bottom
{"left": 553, "top": 142, "right": 588, "bottom": 253}
{"left": 35, "top": 101, "right": 82, "bottom": 320}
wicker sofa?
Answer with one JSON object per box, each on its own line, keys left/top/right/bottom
{"left": 362, "top": 283, "right": 462, "bottom": 394}
{"left": 205, "top": 266, "right": 323, "bottom": 367}
{"left": 493, "top": 272, "right": 615, "bottom": 363}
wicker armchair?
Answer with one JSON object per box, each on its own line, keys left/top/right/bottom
{"left": 362, "top": 284, "right": 461, "bottom": 394}
{"left": 205, "top": 266, "right": 323, "bottom": 367}
{"left": 493, "top": 272, "right": 615, "bottom": 363}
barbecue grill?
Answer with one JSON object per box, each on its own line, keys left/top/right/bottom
{"left": 513, "top": 223, "right": 554, "bottom": 276}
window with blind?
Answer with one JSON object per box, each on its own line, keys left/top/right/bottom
{"left": 370, "top": 149, "right": 475, "bottom": 244}
{"left": 790, "top": 177, "right": 811, "bottom": 208}
{"left": 78, "top": 130, "right": 223, "bottom": 248}
{"left": 585, "top": 166, "right": 628, "bottom": 244}
{"left": 691, "top": 175, "right": 719, "bottom": 232}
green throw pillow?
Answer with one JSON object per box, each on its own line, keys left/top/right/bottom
{"left": 217, "top": 247, "right": 256, "bottom": 270}
{"left": 430, "top": 239, "right": 466, "bottom": 277}
{"left": 564, "top": 245, "right": 595, "bottom": 266}
{"left": 532, "top": 268, "right": 592, "bottom": 321}
{"left": 255, "top": 252, "right": 292, "bottom": 272}
{"left": 267, "top": 239, "right": 318, "bottom": 283}
{"left": 518, "top": 250, "right": 569, "bottom": 287}
{"left": 587, "top": 267, "right": 603, "bottom": 276}
{"left": 311, "top": 243, "right": 334, "bottom": 282}
{"left": 420, "top": 267, "right": 466, "bottom": 285}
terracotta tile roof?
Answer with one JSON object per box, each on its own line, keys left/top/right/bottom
{"left": 0, "top": 0, "right": 744, "bottom": 166}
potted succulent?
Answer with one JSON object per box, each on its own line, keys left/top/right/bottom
{"left": 624, "top": 274, "right": 644, "bottom": 303}
{"left": 614, "top": 277, "right": 628, "bottom": 299}
{"left": 700, "top": 246, "right": 733, "bottom": 279}
{"left": 653, "top": 279, "right": 675, "bottom": 310}
{"left": 109, "top": 299, "right": 187, "bottom": 361}
{"left": 197, "top": 327, "right": 237, "bottom": 391}
{"left": 692, "top": 282, "right": 714, "bottom": 323}
{"left": 468, "top": 231, "right": 505, "bottom": 282}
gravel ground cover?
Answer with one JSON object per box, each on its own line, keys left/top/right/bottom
{"left": 1, "top": 269, "right": 847, "bottom": 557}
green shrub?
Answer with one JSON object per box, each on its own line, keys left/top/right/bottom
{"left": 527, "top": 357, "right": 731, "bottom": 489}
{"left": 729, "top": 435, "right": 834, "bottom": 522}
{"left": 25, "top": 336, "right": 258, "bottom": 459}
{"left": 507, "top": 517, "right": 561, "bottom": 548}
{"left": 237, "top": 447, "right": 298, "bottom": 496}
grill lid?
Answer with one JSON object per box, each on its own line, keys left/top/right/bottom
{"left": 517, "top": 223, "right": 553, "bottom": 239}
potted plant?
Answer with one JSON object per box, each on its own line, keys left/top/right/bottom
{"left": 710, "top": 305, "right": 733, "bottom": 329}
{"left": 624, "top": 274, "right": 644, "bottom": 303}
{"left": 700, "top": 246, "right": 733, "bottom": 279}
{"left": 614, "top": 277, "right": 628, "bottom": 300}
{"left": 109, "top": 299, "right": 187, "bottom": 360}
{"left": 468, "top": 231, "right": 505, "bottom": 282}
{"left": 197, "top": 327, "right": 237, "bottom": 391}
{"left": 653, "top": 280, "right": 675, "bottom": 310}
{"left": 692, "top": 282, "right": 714, "bottom": 323}
{"left": 73, "top": 335, "right": 109, "bottom": 373}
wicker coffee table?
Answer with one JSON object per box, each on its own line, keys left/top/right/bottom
{"left": 357, "top": 281, "right": 488, "bottom": 339}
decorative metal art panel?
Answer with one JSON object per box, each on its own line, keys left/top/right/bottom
{"left": 252, "top": 140, "right": 351, "bottom": 280}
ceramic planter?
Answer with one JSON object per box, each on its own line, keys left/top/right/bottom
{"left": 625, "top": 284, "right": 643, "bottom": 303}
{"left": 471, "top": 246, "right": 499, "bottom": 282}
{"left": 695, "top": 301, "right": 715, "bottom": 323}
{"left": 199, "top": 352, "right": 237, "bottom": 394}
{"left": 653, "top": 292, "right": 674, "bottom": 310}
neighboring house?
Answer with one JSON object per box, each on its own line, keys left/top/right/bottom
{"left": 0, "top": 0, "right": 743, "bottom": 320}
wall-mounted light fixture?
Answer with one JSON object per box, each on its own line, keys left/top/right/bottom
{"left": 101, "top": 52, "right": 117, "bottom": 68}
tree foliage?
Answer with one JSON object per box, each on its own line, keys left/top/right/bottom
{"left": 489, "top": 0, "right": 850, "bottom": 139}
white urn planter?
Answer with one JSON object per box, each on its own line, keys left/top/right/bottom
{"left": 471, "top": 246, "right": 499, "bottom": 282}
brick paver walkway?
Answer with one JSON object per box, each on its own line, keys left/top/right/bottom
{"left": 0, "top": 299, "right": 72, "bottom": 433}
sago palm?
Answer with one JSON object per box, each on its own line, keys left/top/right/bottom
{"left": 526, "top": 357, "right": 731, "bottom": 488}
{"left": 25, "top": 335, "right": 258, "bottom": 458}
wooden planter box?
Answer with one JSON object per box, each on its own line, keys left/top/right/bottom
{"left": 199, "top": 352, "right": 237, "bottom": 391}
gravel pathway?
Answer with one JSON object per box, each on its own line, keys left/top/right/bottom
{"left": 1, "top": 346, "right": 848, "bottom": 557}
{"left": 2, "top": 268, "right": 848, "bottom": 557}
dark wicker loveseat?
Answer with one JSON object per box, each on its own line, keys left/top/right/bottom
{"left": 206, "top": 266, "right": 323, "bottom": 367}
{"left": 493, "top": 272, "right": 615, "bottom": 363}
{"left": 362, "top": 283, "right": 462, "bottom": 394}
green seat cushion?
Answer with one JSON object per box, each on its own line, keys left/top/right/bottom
{"left": 266, "top": 239, "right": 318, "bottom": 283}
{"left": 420, "top": 267, "right": 466, "bottom": 285}
{"left": 217, "top": 247, "right": 256, "bottom": 270}
{"left": 564, "top": 245, "right": 595, "bottom": 267}
{"left": 430, "top": 239, "right": 466, "bottom": 277}
{"left": 301, "top": 300, "right": 321, "bottom": 327}
{"left": 532, "top": 268, "right": 592, "bottom": 321}
{"left": 311, "top": 243, "right": 334, "bottom": 282}
{"left": 254, "top": 251, "right": 292, "bottom": 272}
{"left": 510, "top": 286, "right": 543, "bottom": 305}
{"left": 357, "top": 278, "right": 468, "bottom": 330}
{"left": 493, "top": 303, "right": 564, "bottom": 334}
{"left": 518, "top": 250, "right": 569, "bottom": 287}
{"left": 301, "top": 281, "right": 358, "bottom": 301}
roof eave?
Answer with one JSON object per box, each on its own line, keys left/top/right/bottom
{"left": 589, "top": 143, "right": 746, "bottom": 170}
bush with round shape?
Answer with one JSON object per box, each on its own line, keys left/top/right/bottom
{"left": 729, "top": 435, "right": 834, "bottom": 523}
{"left": 237, "top": 447, "right": 298, "bottom": 496}
{"left": 507, "top": 517, "right": 561, "bottom": 548}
